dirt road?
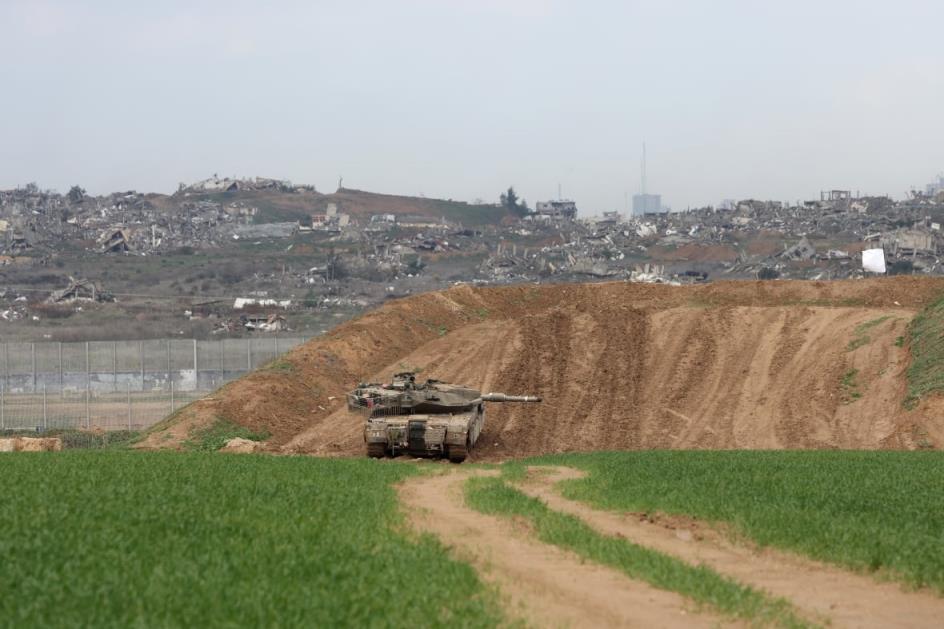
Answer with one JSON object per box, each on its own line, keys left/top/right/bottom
{"left": 398, "top": 470, "right": 734, "bottom": 628}
{"left": 519, "top": 467, "right": 944, "bottom": 629}
{"left": 399, "top": 467, "right": 944, "bottom": 628}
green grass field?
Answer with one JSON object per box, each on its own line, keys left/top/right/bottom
{"left": 466, "top": 476, "right": 807, "bottom": 628}
{"left": 512, "top": 451, "right": 944, "bottom": 593}
{"left": 0, "top": 452, "right": 503, "bottom": 628}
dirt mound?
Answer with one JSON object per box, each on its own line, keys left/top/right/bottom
{"left": 140, "top": 278, "right": 944, "bottom": 457}
{"left": 0, "top": 437, "right": 63, "bottom": 452}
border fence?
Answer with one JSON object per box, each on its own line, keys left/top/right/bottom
{"left": 0, "top": 336, "right": 309, "bottom": 432}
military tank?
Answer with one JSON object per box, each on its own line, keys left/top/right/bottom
{"left": 347, "top": 372, "right": 541, "bottom": 462}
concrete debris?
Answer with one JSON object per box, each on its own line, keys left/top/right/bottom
{"left": 100, "top": 228, "right": 131, "bottom": 253}
{"left": 211, "top": 313, "right": 290, "bottom": 334}
{"left": 232, "top": 222, "right": 299, "bottom": 239}
{"left": 219, "top": 437, "right": 263, "bottom": 453}
{"left": 243, "top": 313, "right": 289, "bottom": 332}
{"left": 47, "top": 277, "right": 114, "bottom": 304}
{"left": 178, "top": 175, "right": 313, "bottom": 194}
{"left": 779, "top": 236, "right": 816, "bottom": 260}
{"left": 233, "top": 298, "right": 292, "bottom": 309}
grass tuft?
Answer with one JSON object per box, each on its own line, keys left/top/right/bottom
{"left": 846, "top": 336, "right": 870, "bottom": 351}
{"left": 840, "top": 368, "right": 862, "bottom": 402}
{"left": 183, "top": 416, "right": 271, "bottom": 452}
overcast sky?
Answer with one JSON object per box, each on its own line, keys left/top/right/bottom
{"left": 1, "top": 0, "right": 942, "bottom": 213}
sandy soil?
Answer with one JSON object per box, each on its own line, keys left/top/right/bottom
{"left": 139, "top": 277, "right": 944, "bottom": 454}
{"left": 397, "top": 470, "right": 735, "bottom": 628}
{"left": 519, "top": 466, "right": 944, "bottom": 628}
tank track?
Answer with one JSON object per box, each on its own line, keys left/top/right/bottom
{"left": 448, "top": 443, "right": 468, "bottom": 463}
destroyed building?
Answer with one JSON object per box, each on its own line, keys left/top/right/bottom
{"left": 530, "top": 200, "right": 577, "bottom": 221}
{"left": 46, "top": 278, "right": 114, "bottom": 303}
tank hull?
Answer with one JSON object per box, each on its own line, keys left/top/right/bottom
{"left": 364, "top": 409, "right": 485, "bottom": 462}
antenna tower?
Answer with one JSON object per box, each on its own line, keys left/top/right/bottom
{"left": 641, "top": 142, "right": 647, "bottom": 195}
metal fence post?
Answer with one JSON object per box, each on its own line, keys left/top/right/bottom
{"left": 31, "top": 342, "right": 36, "bottom": 393}
{"left": 275, "top": 334, "right": 280, "bottom": 355}
{"left": 127, "top": 382, "right": 132, "bottom": 431}
{"left": 247, "top": 338, "right": 252, "bottom": 371}
{"left": 58, "top": 342, "right": 63, "bottom": 391}
{"left": 113, "top": 341, "right": 118, "bottom": 392}
{"left": 193, "top": 339, "right": 198, "bottom": 390}
{"left": 170, "top": 380, "right": 175, "bottom": 413}
{"left": 1, "top": 381, "right": 4, "bottom": 430}
{"left": 85, "top": 341, "right": 90, "bottom": 392}
{"left": 140, "top": 340, "right": 145, "bottom": 390}
{"left": 42, "top": 383, "right": 47, "bottom": 431}
{"left": 166, "top": 339, "right": 172, "bottom": 391}
{"left": 219, "top": 339, "right": 224, "bottom": 385}
{"left": 85, "top": 387, "right": 90, "bottom": 430}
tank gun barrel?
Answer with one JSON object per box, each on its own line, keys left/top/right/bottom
{"left": 481, "top": 393, "right": 542, "bottom": 403}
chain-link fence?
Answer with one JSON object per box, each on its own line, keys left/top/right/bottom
{"left": 0, "top": 387, "right": 206, "bottom": 432}
{"left": 0, "top": 336, "right": 309, "bottom": 431}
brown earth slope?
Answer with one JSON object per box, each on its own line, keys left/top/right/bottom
{"left": 140, "top": 278, "right": 944, "bottom": 457}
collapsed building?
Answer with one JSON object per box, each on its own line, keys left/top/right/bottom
{"left": 46, "top": 278, "right": 114, "bottom": 303}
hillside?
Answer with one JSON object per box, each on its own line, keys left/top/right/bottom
{"left": 179, "top": 187, "right": 511, "bottom": 226}
{"left": 139, "top": 277, "right": 944, "bottom": 456}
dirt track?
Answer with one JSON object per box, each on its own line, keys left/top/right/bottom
{"left": 518, "top": 467, "right": 944, "bottom": 628}
{"left": 400, "top": 467, "right": 944, "bottom": 628}
{"left": 140, "top": 278, "right": 944, "bottom": 455}
{"left": 398, "top": 470, "right": 731, "bottom": 628}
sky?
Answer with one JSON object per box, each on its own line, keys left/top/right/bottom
{"left": 1, "top": 0, "right": 942, "bottom": 213}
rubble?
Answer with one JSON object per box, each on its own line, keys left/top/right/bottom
{"left": 47, "top": 278, "right": 114, "bottom": 304}
{"left": 232, "top": 222, "right": 299, "bottom": 239}
{"left": 5, "top": 175, "right": 944, "bottom": 331}
{"left": 177, "top": 175, "right": 314, "bottom": 194}
{"left": 219, "top": 437, "right": 263, "bottom": 453}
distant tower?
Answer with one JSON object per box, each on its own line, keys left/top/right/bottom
{"left": 641, "top": 142, "right": 647, "bottom": 195}
{"left": 632, "top": 141, "right": 662, "bottom": 215}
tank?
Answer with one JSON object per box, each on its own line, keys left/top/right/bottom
{"left": 347, "top": 372, "right": 541, "bottom": 462}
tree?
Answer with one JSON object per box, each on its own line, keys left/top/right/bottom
{"left": 499, "top": 186, "right": 528, "bottom": 217}
{"left": 67, "top": 185, "right": 86, "bottom": 204}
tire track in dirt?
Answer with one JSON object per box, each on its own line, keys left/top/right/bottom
{"left": 519, "top": 466, "right": 944, "bottom": 629}
{"left": 281, "top": 305, "right": 924, "bottom": 459}
{"left": 397, "top": 470, "right": 735, "bottom": 629}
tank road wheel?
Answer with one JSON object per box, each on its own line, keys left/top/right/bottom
{"left": 367, "top": 443, "right": 386, "bottom": 459}
{"left": 448, "top": 443, "right": 468, "bottom": 464}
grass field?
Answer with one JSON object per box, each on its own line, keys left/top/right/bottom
{"left": 0, "top": 453, "right": 503, "bottom": 628}
{"left": 510, "top": 451, "right": 944, "bottom": 593}
{"left": 465, "top": 476, "right": 807, "bottom": 628}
